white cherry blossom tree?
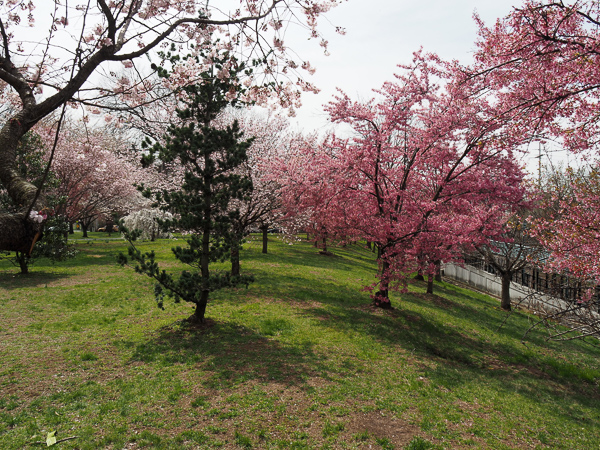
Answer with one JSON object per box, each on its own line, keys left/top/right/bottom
{"left": 0, "top": 0, "right": 345, "bottom": 253}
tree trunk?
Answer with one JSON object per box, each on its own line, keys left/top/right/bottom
{"left": 427, "top": 274, "right": 434, "bottom": 294}
{"left": 193, "top": 290, "right": 209, "bottom": 323}
{"left": 16, "top": 250, "right": 29, "bottom": 274}
{"left": 105, "top": 219, "right": 114, "bottom": 236}
{"left": 373, "top": 288, "right": 392, "bottom": 309}
{"left": 414, "top": 269, "right": 425, "bottom": 281}
{"left": 231, "top": 244, "right": 240, "bottom": 276}
{"left": 0, "top": 113, "right": 46, "bottom": 254}
{"left": 434, "top": 260, "right": 442, "bottom": 282}
{"left": 261, "top": 225, "right": 268, "bottom": 254}
{"left": 69, "top": 222, "right": 74, "bottom": 234}
{"left": 366, "top": 241, "right": 372, "bottom": 250}
{"left": 501, "top": 272, "right": 512, "bottom": 311}
{"left": 373, "top": 259, "right": 392, "bottom": 309}
{"left": 81, "top": 223, "right": 89, "bottom": 238}
{"left": 198, "top": 160, "right": 212, "bottom": 323}
{"left": 0, "top": 212, "right": 44, "bottom": 254}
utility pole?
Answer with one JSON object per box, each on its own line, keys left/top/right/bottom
{"left": 538, "top": 142, "right": 542, "bottom": 187}
{"left": 535, "top": 142, "right": 543, "bottom": 187}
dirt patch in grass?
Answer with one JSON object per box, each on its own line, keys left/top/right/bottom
{"left": 45, "top": 273, "right": 108, "bottom": 287}
{"left": 182, "top": 380, "right": 422, "bottom": 447}
{"left": 352, "top": 303, "right": 404, "bottom": 316}
{"left": 286, "top": 299, "right": 325, "bottom": 309}
{"left": 159, "top": 316, "right": 217, "bottom": 333}
{"left": 1, "top": 348, "right": 72, "bottom": 398}
{"left": 345, "top": 410, "right": 420, "bottom": 446}
{"left": 412, "top": 292, "right": 458, "bottom": 309}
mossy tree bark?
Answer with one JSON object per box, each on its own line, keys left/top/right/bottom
{"left": 0, "top": 42, "right": 124, "bottom": 253}
{"left": 0, "top": 117, "right": 45, "bottom": 253}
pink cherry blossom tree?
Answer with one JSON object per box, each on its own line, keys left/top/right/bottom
{"left": 466, "top": 0, "right": 600, "bottom": 257}
{"left": 469, "top": 1, "right": 600, "bottom": 152}
{"left": 286, "top": 53, "right": 528, "bottom": 308}
{"left": 0, "top": 0, "right": 345, "bottom": 254}
{"left": 475, "top": 208, "right": 544, "bottom": 311}
{"left": 531, "top": 166, "right": 600, "bottom": 280}
{"left": 469, "top": 1, "right": 600, "bottom": 326}
{"left": 274, "top": 131, "right": 351, "bottom": 254}
{"left": 523, "top": 164, "right": 600, "bottom": 340}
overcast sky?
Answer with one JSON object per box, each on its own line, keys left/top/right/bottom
{"left": 291, "top": 0, "right": 517, "bottom": 132}
{"left": 285, "top": 0, "right": 578, "bottom": 172}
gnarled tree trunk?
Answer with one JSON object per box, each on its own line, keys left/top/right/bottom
{"left": 0, "top": 114, "right": 46, "bottom": 254}
{"left": 0, "top": 211, "right": 43, "bottom": 254}
{"left": 0, "top": 31, "right": 124, "bottom": 254}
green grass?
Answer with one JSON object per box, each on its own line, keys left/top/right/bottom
{"left": 1, "top": 234, "right": 599, "bottom": 449}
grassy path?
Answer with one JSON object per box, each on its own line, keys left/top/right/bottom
{"left": 1, "top": 236, "right": 599, "bottom": 449}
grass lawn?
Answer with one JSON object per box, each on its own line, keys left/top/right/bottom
{"left": 1, "top": 235, "right": 599, "bottom": 449}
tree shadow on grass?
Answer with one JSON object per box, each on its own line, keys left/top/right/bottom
{"left": 245, "top": 242, "right": 377, "bottom": 274}
{"left": 407, "top": 280, "right": 581, "bottom": 350}
{"left": 241, "top": 271, "right": 372, "bottom": 308}
{"left": 126, "top": 318, "right": 331, "bottom": 389}
{"left": 244, "top": 245, "right": 597, "bottom": 389}
{"left": 297, "top": 298, "right": 600, "bottom": 422}
{"left": 72, "top": 248, "right": 131, "bottom": 267}
{"left": 0, "top": 270, "right": 69, "bottom": 290}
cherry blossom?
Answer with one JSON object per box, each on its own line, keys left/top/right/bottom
{"left": 278, "top": 52, "right": 528, "bottom": 307}
{"left": 0, "top": 0, "right": 345, "bottom": 253}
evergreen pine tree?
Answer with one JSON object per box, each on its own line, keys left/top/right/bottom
{"left": 119, "top": 54, "right": 254, "bottom": 323}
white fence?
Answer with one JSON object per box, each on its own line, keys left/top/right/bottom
{"left": 442, "top": 262, "right": 536, "bottom": 301}
{"left": 441, "top": 262, "right": 599, "bottom": 318}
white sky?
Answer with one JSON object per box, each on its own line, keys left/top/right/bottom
{"left": 287, "top": 0, "right": 570, "bottom": 172}
{"left": 26, "top": 1, "right": 568, "bottom": 172}
{"left": 290, "top": 0, "right": 516, "bottom": 132}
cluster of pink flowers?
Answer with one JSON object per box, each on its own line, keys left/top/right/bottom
{"left": 28, "top": 210, "right": 47, "bottom": 224}
{"left": 275, "top": 52, "right": 528, "bottom": 301}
